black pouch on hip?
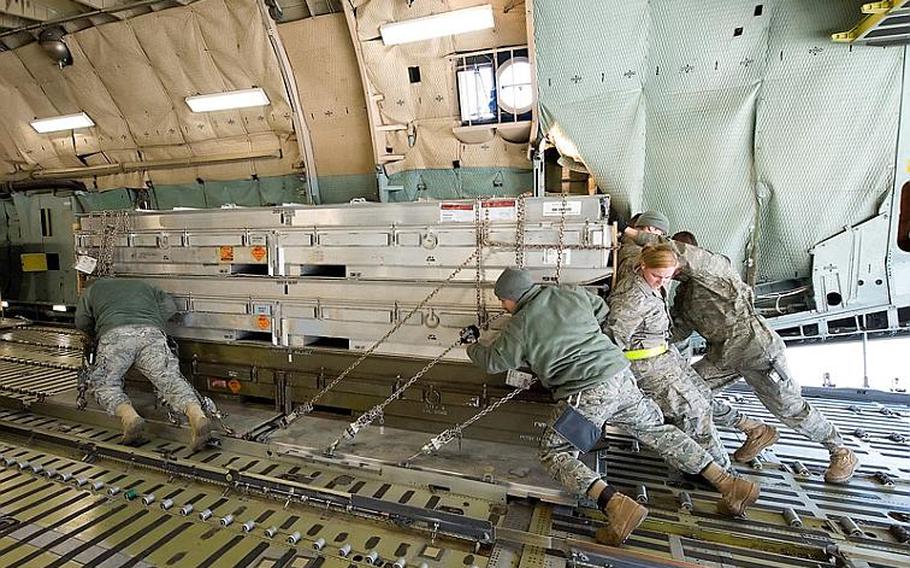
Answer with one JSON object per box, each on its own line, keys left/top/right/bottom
{"left": 552, "top": 405, "right": 601, "bottom": 453}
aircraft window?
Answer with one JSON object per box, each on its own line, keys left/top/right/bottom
{"left": 454, "top": 46, "right": 532, "bottom": 126}
{"left": 456, "top": 57, "right": 496, "bottom": 124}
{"left": 899, "top": 181, "right": 910, "bottom": 252}
{"left": 497, "top": 57, "right": 533, "bottom": 115}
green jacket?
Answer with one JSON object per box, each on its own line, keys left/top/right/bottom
{"left": 466, "top": 285, "right": 630, "bottom": 400}
{"left": 75, "top": 279, "right": 177, "bottom": 337}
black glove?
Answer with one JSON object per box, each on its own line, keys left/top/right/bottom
{"left": 459, "top": 324, "right": 480, "bottom": 345}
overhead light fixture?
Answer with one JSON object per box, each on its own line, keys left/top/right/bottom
{"left": 185, "top": 88, "right": 270, "bottom": 113}
{"left": 52, "top": 304, "right": 67, "bottom": 312}
{"left": 30, "top": 112, "right": 95, "bottom": 133}
{"left": 0, "top": 301, "right": 8, "bottom": 308}
{"left": 380, "top": 4, "right": 495, "bottom": 46}
{"left": 38, "top": 26, "right": 73, "bottom": 68}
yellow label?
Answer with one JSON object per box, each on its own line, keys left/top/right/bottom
{"left": 21, "top": 253, "right": 48, "bottom": 272}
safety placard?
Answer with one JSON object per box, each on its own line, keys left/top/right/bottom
{"left": 542, "top": 201, "right": 582, "bottom": 217}
{"left": 439, "top": 199, "right": 517, "bottom": 223}
{"left": 439, "top": 202, "right": 474, "bottom": 223}
{"left": 218, "top": 246, "right": 235, "bottom": 262}
{"left": 74, "top": 255, "right": 98, "bottom": 274}
{"left": 251, "top": 246, "right": 267, "bottom": 262}
{"left": 480, "top": 199, "right": 517, "bottom": 221}
{"left": 256, "top": 315, "right": 271, "bottom": 330}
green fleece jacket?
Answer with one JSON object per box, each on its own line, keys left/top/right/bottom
{"left": 466, "top": 285, "right": 629, "bottom": 400}
{"left": 75, "top": 279, "right": 177, "bottom": 337}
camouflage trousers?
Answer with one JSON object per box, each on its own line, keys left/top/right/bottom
{"left": 87, "top": 325, "right": 199, "bottom": 415}
{"left": 631, "top": 349, "right": 730, "bottom": 469}
{"left": 695, "top": 350, "right": 844, "bottom": 452}
{"left": 538, "top": 369, "right": 714, "bottom": 497}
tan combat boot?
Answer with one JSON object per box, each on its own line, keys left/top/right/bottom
{"left": 185, "top": 403, "right": 211, "bottom": 451}
{"left": 114, "top": 403, "right": 146, "bottom": 446}
{"left": 824, "top": 447, "right": 857, "bottom": 483}
{"left": 594, "top": 493, "right": 649, "bottom": 546}
{"left": 702, "top": 462, "right": 760, "bottom": 516}
{"left": 733, "top": 418, "right": 779, "bottom": 463}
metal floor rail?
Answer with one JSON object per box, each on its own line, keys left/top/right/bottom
{"left": 0, "top": 404, "right": 907, "bottom": 568}
{"left": 0, "top": 328, "right": 82, "bottom": 404}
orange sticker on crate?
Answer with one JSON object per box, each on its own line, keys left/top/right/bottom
{"left": 256, "top": 315, "right": 271, "bottom": 330}
{"left": 228, "top": 379, "right": 242, "bottom": 394}
{"left": 251, "top": 246, "right": 267, "bottom": 262}
{"left": 218, "top": 246, "right": 234, "bottom": 262}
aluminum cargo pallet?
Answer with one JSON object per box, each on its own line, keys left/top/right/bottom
{"left": 76, "top": 196, "right": 614, "bottom": 284}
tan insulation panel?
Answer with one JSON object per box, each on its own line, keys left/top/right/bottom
{"left": 17, "top": 42, "right": 136, "bottom": 156}
{"left": 361, "top": 41, "right": 457, "bottom": 124}
{"left": 278, "top": 15, "right": 374, "bottom": 177}
{"left": 0, "top": 0, "right": 298, "bottom": 188}
{"left": 352, "top": 0, "right": 530, "bottom": 173}
{"left": 459, "top": 133, "right": 530, "bottom": 169}
{"left": 385, "top": 117, "right": 460, "bottom": 173}
{"left": 385, "top": 117, "right": 529, "bottom": 175}
{"left": 0, "top": 54, "right": 81, "bottom": 170}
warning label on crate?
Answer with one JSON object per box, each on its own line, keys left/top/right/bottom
{"left": 439, "top": 199, "right": 517, "bottom": 223}
{"left": 250, "top": 246, "right": 267, "bottom": 262}
{"left": 218, "top": 245, "right": 234, "bottom": 262}
{"left": 256, "top": 315, "right": 271, "bottom": 330}
{"left": 439, "top": 202, "right": 474, "bottom": 223}
{"left": 542, "top": 200, "right": 582, "bottom": 217}
{"left": 482, "top": 199, "right": 518, "bottom": 221}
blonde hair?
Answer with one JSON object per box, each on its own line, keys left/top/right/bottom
{"left": 638, "top": 243, "right": 679, "bottom": 270}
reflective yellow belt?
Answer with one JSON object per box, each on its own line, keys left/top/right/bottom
{"left": 624, "top": 343, "right": 668, "bottom": 361}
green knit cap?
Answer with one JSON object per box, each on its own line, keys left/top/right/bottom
{"left": 494, "top": 268, "right": 535, "bottom": 301}
{"left": 633, "top": 210, "right": 670, "bottom": 234}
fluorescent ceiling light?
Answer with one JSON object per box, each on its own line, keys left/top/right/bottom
{"left": 52, "top": 304, "right": 67, "bottom": 312}
{"left": 30, "top": 112, "right": 94, "bottom": 133}
{"left": 185, "top": 88, "right": 270, "bottom": 113}
{"left": 380, "top": 4, "right": 494, "bottom": 46}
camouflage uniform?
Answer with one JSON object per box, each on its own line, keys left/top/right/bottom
{"left": 613, "top": 235, "right": 641, "bottom": 288}
{"left": 607, "top": 271, "right": 731, "bottom": 469}
{"left": 87, "top": 325, "right": 199, "bottom": 415}
{"left": 75, "top": 279, "right": 199, "bottom": 417}
{"left": 538, "top": 370, "right": 714, "bottom": 496}
{"left": 629, "top": 235, "right": 845, "bottom": 451}
{"left": 467, "top": 284, "right": 715, "bottom": 497}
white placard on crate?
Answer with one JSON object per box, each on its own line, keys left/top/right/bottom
{"left": 74, "top": 255, "right": 98, "bottom": 274}
{"left": 439, "top": 199, "right": 517, "bottom": 223}
{"left": 542, "top": 201, "right": 582, "bottom": 217}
